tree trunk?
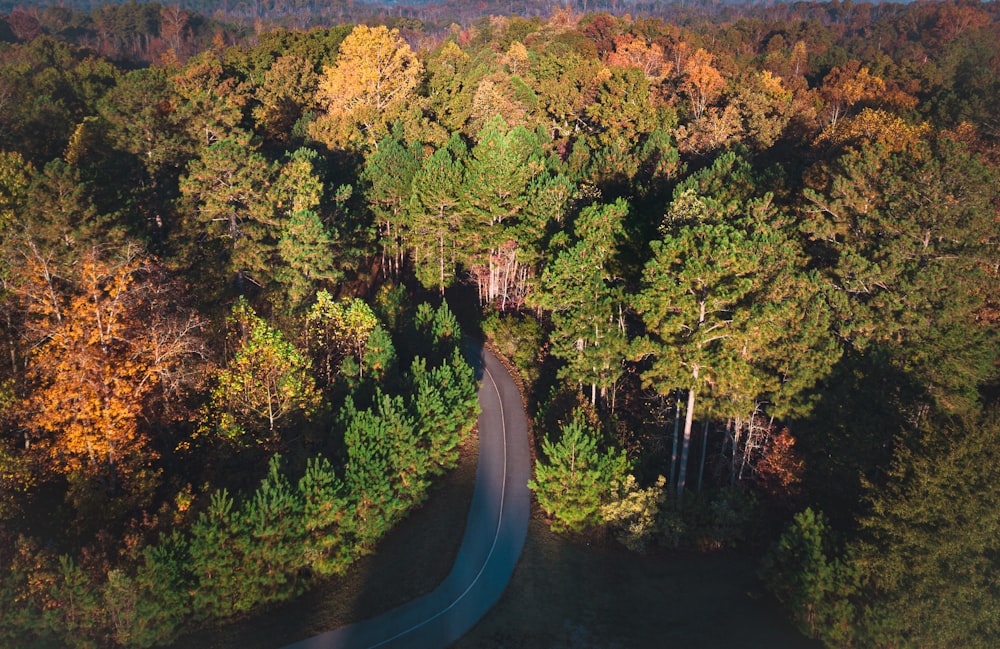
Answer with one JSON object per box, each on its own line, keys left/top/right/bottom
{"left": 669, "top": 389, "right": 681, "bottom": 489}
{"left": 438, "top": 233, "right": 445, "bottom": 296}
{"left": 730, "top": 416, "right": 742, "bottom": 487}
{"left": 677, "top": 386, "right": 696, "bottom": 503}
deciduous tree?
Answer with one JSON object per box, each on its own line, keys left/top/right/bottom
{"left": 310, "top": 25, "right": 422, "bottom": 149}
{"left": 203, "top": 298, "right": 320, "bottom": 446}
{"left": 18, "top": 242, "right": 202, "bottom": 483}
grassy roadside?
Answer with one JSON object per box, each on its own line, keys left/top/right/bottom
{"left": 452, "top": 515, "right": 821, "bottom": 649}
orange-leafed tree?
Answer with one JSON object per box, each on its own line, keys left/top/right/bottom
{"left": 753, "top": 428, "right": 806, "bottom": 508}
{"left": 679, "top": 48, "right": 725, "bottom": 119}
{"left": 815, "top": 107, "right": 930, "bottom": 154}
{"left": 18, "top": 241, "right": 204, "bottom": 483}
{"left": 310, "top": 24, "right": 422, "bottom": 149}
{"left": 606, "top": 34, "right": 671, "bottom": 80}
{"left": 819, "top": 60, "right": 886, "bottom": 128}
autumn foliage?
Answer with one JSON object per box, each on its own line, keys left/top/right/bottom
{"left": 18, "top": 243, "right": 202, "bottom": 480}
{"left": 0, "top": 2, "right": 997, "bottom": 647}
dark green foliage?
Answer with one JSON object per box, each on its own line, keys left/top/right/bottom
{"left": 238, "top": 457, "right": 308, "bottom": 606}
{"left": 851, "top": 411, "right": 1000, "bottom": 648}
{"left": 760, "top": 508, "right": 860, "bottom": 647}
{"left": 412, "top": 299, "right": 462, "bottom": 366}
{"left": 407, "top": 135, "right": 467, "bottom": 294}
{"left": 45, "top": 555, "right": 106, "bottom": 648}
{"left": 342, "top": 390, "right": 425, "bottom": 545}
{"left": 801, "top": 139, "right": 999, "bottom": 413}
{"left": 410, "top": 349, "right": 480, "bottom": 475}
{"left": 123, "top": 534, "right": 192, "bottom": 648}
{"left": 532, "top": 199, "right": 630, "bottom": 409}
{"left": 297, "top": 456, "right": 352, "bottom": 577}
{"left": 372, "top": 281, "right": 411, "bottom": 333}
{"left": 187, "top": 490, "right": 243, "bottom": 618}
{"left": 0, "top": 37, "right": 119, "bottom": 164}
{"left": 360, "top": 323, "right": 398, "bottom": 385}
{"left": 363, "top": 127, "right": 423, "bottom": 275}
{"left": 0, "top": 6, "right": 998, "bottom": 648}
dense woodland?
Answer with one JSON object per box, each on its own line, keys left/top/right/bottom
{"left": 0, "top": 1, "right": 998, "bottom": 647}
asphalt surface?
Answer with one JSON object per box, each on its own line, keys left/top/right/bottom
{"left": 282, "top": 345, "right": 531, "bottom": 649}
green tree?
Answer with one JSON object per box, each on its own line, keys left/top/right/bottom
{"left": 342, "top": 391, "right": 426, "bottom": 548}
{"left": 424, "top": 40, "right": 482, "bottom": 135}
{"left": 297, "top": 456, "right": 353, "bottom": 576}
{"left": 275, "top": 209, "right": 338, "bottom": 312}
{"left": 306, "top": 292, "right": 379, "bottom": 386}
{"left": 178, "top": 133, "right": 276, "bottom": 291}
{"left": 171, "top": 51, "right": 249, "bottom": 148}
{"left": 362, "top": 128, "right": 423, "bottom": 276}
{"left": 760, "top": 508, "right": 860, "bottom": 646}
{"left": 252, "top": 54, "right": 319, "bottom": 149}
{"left": 43, "top": 555, "right": 106, "bottom": 648}
{"left": 360, "top": 323, "right": 398, "bottom": 385}
{"left": 407, "top": 135, "right": 466, "bottom": 293}
{"left": 460, "top": 116, "right": 571, "bottom": 308}
{"left": 204, "top": 299, "right": 321, "bottom": 445}
{"left": 802, "top": 138, "right": 999, "bottom": 412}
{"left": 529, "top": 411, "right": 629, "bottom": 533}
{"left": 532, "top": 199, "right": 631, "bottom": 409}
{"left": 409, "top": 349, "right": 479, "bottom": 474}
{"left": 413, "top": 300, "right": 462, "bottom": 364}
{"left": 237, "top": 455, "right": 308, "bottom": 607}
{"left": 188, "top": 489, "right": 244, "bottom": 619}
{"left": 634, "top": 219, "right": 766, "bottom": 499}
{"left": 852, "top": 411, "right": 1000, "bottom": 648}
{"left": 124, "top": 533, "right": 192, "bottom": 648}
{"left": 271, "top": 148, "right": 340, "bottom": 312}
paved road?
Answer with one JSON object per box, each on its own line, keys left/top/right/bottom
{"left": 282, "top": 345, "right": 531, "bottom": 649}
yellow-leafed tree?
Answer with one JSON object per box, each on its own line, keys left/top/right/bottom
{"left": 310, "top": 25, "right": 422, "bottom": 149}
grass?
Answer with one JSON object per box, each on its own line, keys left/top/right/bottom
{"left": 452, "top": 516, "right": 822, "bottom": 649}
{"left": 171, "top": 427, "right": 818, "bottom": 649}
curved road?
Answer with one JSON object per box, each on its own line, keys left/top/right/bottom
{"left": 282, "top": 345, "right": 531, "bottom": 649}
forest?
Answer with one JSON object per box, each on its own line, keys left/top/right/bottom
{"left": 0, "top": 0, "right": 998, "bottom": 647}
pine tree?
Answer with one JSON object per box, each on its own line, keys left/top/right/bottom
{"left": 852, "top": 411, "right": 1000, "bottom": 648}
{"left": 298, "top": 456, "right": 353, "bottom": 576}
{"left": 760, "top": 508, "right": 860, "bottom": 646}
{"left": 532, "top": 199, "right": 631, "bottom": 409}
{"left": 407, "top": 135, "right": 466, "bottom": 293}
{"left": 529, "top": 411, "right": 629, "bottom": 533}
{"left": 362, "top": 128, "right": 423, "bottom": 276}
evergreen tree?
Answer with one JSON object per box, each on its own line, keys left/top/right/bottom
{"left": 298, "top": 456, "right": 353, "bottom": 576}
{"left": 407, "top": 135, "right": 466, "bottom": 293}
{"left": 760, "top": 508, "right": 860, "bottom": 646}
{"left": 362, "top": 127, "right": 423, "bottom": 276}
{"left": 852, "top": 411, "right": 1000, "bottom": 648}
{"left": 532, "top": 199, "right": 631, "bottom": 409}
{"left": 529, "top": 411, "right": 629, "bottom": 533}
{"left": 188, "top": 490, "right": 243, "bottom": 619}
{"left": 178, "top": 133, "right": 276, "bottom": 291}
{"left": 342, "top": 391, "right": 425, "bottom": 548}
